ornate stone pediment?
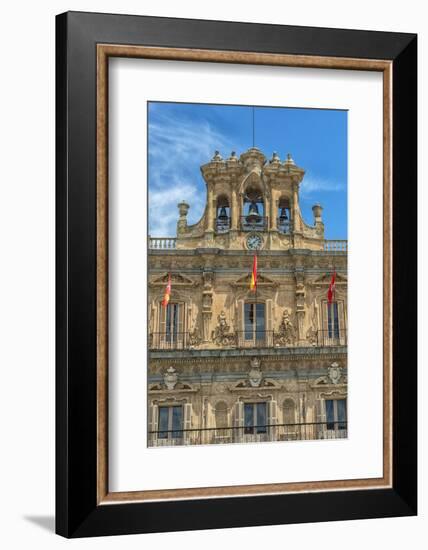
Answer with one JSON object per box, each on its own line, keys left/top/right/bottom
{"left": 312, "top": 363, "right": 347, "bottom": 388}
{"left": 150, "top": 272, "right": 197, "bottom": 287}
{"left": 312, "top": 272, "right": 347, "bottom": 285}
{"left": 231, "top": 273, "right": 277, "bottom": 287}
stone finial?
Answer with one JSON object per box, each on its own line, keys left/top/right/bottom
{"left": 177, "top": 200, "right": 189, "bottom": 235}
{"left": 228, "top": 151, "right": 238, "bottom": 161}
{"left": 178, "top": 200, "right": 189, "bottom": 217}
{"left": 212, "top": 150, "right": 223, "bottom": 161}
{"left": 312, "top": 203, "right": 323, "bottom": 222}
{"left": 284, "top": 152, "right": 295, "bottom": 166}
{"left": 270, "top": 151, "right": 281, "bottom": 164}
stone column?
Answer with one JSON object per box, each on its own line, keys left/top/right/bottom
{"left": 206, "top": 184, "right": 215, "bottom": 233}
{"left": 270, "top": 197, "right": 278, "bottom": 230}
{"left": 231, "top": 189, "right": 238, "bottom": 230}
{"left": 292, "top": 182, "right": 300, "bottom": 232}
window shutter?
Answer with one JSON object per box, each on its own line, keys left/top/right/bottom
{"left": 184, "top": 402, "right": 192, "bottom": 444}
{"left": 234, "top": 401, "right": 244, "bottom": 442}
{"left": 149, "top": 404, "right": 158, "bottom": 444}
{"left": 338, "top": 300, "right": 346, "bottom": 343}
{"left": 177, "top": 303, "right": 185, "bottom": 347}
{"left": 269, "top": 400, "right": 278, "bottom": 440}
{"left": 158, "top": 303, "right": 166, "bottom": 348}
{"left": 315, "top": 398, "right": 323, "bottom": 439}
{"left": 237, "top": 300, "right": 244, "bottom": 345}
{"left": 321, "top": 301, "right": 328, "bottom": 344}
{"left": 266, "top": 298, "right": 273, "bottom": 345}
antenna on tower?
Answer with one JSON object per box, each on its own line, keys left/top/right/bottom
{"left": 252, "top": 106, "right": 255, "bottom": 147}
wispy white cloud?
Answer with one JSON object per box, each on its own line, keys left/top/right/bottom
{"left": 148, "top": 110, "right": 239, "bottom": 236}
{"left": 300, "top": 174, "right": 345, "bottom": 198}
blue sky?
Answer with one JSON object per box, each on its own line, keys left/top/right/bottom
{"left": 148, "top": 102, "right": 347, "bottom": 239}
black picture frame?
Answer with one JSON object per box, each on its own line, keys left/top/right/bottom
{"left": 56, "top": 11, "right": 417, "bottom": 538}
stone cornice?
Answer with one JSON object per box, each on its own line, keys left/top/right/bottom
{"left": 149, "top": 346, "right": 347, "bottom": 362}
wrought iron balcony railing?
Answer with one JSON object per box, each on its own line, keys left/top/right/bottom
{"left": 236, "top": 330, "right": 274, "bottom": 348}
{"left": 148, "top": 421, "right": 348, "bottom": 447}
{"left": 150, "top": 332, "right": 189, "bottom": 350}
{"left": 149, "top": 329, "right": 347, "bottom": 350}
{"left": 277, "top": 218, "right": 293, "bottom": 234}
{"left": 215, "top": 217, "right": 231, "bottom": 233}
{"left": 240, "top": 215, "right": 268, "bottom": 231}
{"left": 316, "top": 329, "right": 347, "bottom": 347}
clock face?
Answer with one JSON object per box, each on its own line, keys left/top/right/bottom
{"left": 246, "top": 234, "right": 263, "bottom": 250}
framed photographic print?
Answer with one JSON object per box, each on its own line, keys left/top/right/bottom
{"left": 56, "top": 11, "right": 417, "bottom": 538}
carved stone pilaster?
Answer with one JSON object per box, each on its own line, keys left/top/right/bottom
{"left": 295, "top": 270, "right": 306, "bottom": 344}
{"left": 202, "top": 271, "right": 214, "bottom": 342}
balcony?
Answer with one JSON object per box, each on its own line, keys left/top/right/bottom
{"left": 316, "top": 329, "right": 347, "bottom": 347}
{"left": 150, "top": 332, "right": 189, "bottom": 350}
{"left": 149, "top": 330, "right": 346, "bottom": 350}
{"left": 323, "top": 239, "right": 347, "bottom": 252}
{"left": 277, "top": 218, "right": 293, "bottom": 234}
{"left": 148, "top": 421, "right": 348, "bottom": 447}
{"left": 215, "top": 217, "right": 231, "bottom": 233}
{"left": 149, "top": 237, "right": 177, "bottom": 249}
{"left": 236, "top": 330, "right": 274, "bottom": 348}
{"left": 240, "top": 215, "right": 268, "bottom": 231}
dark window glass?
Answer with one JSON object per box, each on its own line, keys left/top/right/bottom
{"left": 158, "top": 405, "right": 183, "bottom": 439}
{"left": 165, "top": 303, "right": 180, "bottom": 343}
{"left": 244, "top": 303, "right": 265, "bottom": 341}
{"left": 171, "top": 405, "right": 183, "bottom": 438}
{"left": 158, "top": 406, "right": 169, "bottom": 439}
{"left": 325, "top": 399, "right": 335, "bottom": 430}
{"left": 244, "top": 303, "right": 255, "bottom": 340}
{"left": 337, "top": 399, "right": 347, "bottom": 429}
{"left": 256, "top": 403, "right": 267, "bottom": 434}
{"left": 327, "top": 302, "right": 340, "bottom": 339}
{"left": 244, "top": 403, "right": 254, "bottom": 434}
{"left": 325, "top": 399, "right": 347, "bottom": 430}
{"left": 244, "top": 402, "right": 267, "bottom": 434}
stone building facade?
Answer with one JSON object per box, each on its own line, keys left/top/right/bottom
{"left": 148, "top": 147, "right": 347, "bottom": 446}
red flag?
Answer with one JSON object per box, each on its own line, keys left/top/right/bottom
{"left": 162, "top": 273, "right": 171, "bottom": 307}
{"left": 250, "top": 255, "right": 257, "bottom": 292}
{"left": 327, "top": 271, "right": 336, "bottom": 304}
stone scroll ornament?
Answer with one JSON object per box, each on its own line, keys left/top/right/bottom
{"left": 211, "top": 311, "right": 237, "bottom": 347}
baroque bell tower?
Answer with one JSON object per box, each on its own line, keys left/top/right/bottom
{"left": 175, "top": 147, "right": 324, "bottom": 251}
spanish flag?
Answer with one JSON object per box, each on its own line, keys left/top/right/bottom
{"left": 327, "top": 271, "right": 336, "bottom": 304}
{"left": 162, "top": 273, "right": 171, "bottom": 307}
{"left": 250, "top": 255, "right": 257, "bottom": 292}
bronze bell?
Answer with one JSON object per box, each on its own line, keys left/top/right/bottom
{"left": 218, "top": 206, "right": 228, "bottom": 221}
{"left": 246, "top": 201, "right": 261, "bottom": 224}
{"left": 279, "top": 207, "right": 288, "bottom": 222}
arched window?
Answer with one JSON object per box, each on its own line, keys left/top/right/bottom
{"left": 216, "top": 195, "right": 230, "bottom": 233}
{"left": 283, "top": 398, "right": 296, "bottom": 425}
{"left": 278, "top": 197, "right": 291, "bottom": 234}
{"left": 242, "top": 184, "right": 266, "bottom": 230}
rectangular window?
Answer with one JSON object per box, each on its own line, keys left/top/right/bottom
{"left": 159, "top": 302, "right": 184, "bottom": 348}
{"left": 244, "top": 402, "right": 267, "bottom": 434}
{"left": 327, "top": 302, "right": 340, "bottom": 339}
{"left": 325, "top": 398, "right": 347, "bottom": 430}
{"left": 244, "top": 302, "right": 265, "bottom": 342}
{"left": 158, "top": 405, "right": 183, "bottom": 439}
